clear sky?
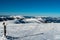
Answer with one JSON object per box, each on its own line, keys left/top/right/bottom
{"left": 0, "top": 0, "right": 60, "bottom": 16}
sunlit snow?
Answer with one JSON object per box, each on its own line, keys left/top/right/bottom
{"left": 0, "top": 20, "right": 60, "bottom": 40}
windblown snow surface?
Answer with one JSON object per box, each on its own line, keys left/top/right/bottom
{"left": 0, "top": 20, "right": 60, "bottom": 40}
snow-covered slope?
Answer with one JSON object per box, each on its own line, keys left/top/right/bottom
{"left": 0, "top": 15, "right": 60, "bottom": 40}
{"left": 0, "top": 20, "right": 60, "bottom": 40}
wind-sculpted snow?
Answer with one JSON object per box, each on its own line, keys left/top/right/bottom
{"left": 0, "top": 20, "right": 60, "bottom": 40}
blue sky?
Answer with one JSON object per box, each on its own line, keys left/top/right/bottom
{"left": 0, "top": 0, "right": 60, "bottom": 16}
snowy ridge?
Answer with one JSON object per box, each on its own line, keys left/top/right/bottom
{"left": 0, "top": 15, "right": 60, "bottom": 23}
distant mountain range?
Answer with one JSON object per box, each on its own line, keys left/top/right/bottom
{"left": 0, "top": 15, "right": 60, "bottom": 23}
